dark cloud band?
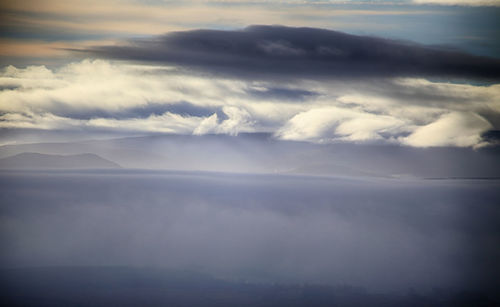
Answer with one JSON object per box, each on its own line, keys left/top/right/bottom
{"left": 78, "top": 25, "right": 500, "bottom": 80}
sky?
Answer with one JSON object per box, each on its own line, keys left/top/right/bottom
{"left": 1, "top": 2, "right": 500, "bottom": 302}
{"left": 1, "top": 0, "right": 500, "bottom": 148}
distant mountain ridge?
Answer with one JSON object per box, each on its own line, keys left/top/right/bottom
{"left": 0, "top": 152, "right": 121, "bottom": 169}
{"left": 0, "top": 134, "right": 499, "bottom": 178}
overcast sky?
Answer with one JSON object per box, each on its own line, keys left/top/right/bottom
{"left": 1, "top": 0, "right": 499, "bottom": 148}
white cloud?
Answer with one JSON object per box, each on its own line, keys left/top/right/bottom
{"left": 216, "top": 106, "right": 255, "bottom": 136}
{"left": 275, "top": 107, "right": 406, "bottom": 143}
{"left": 401, "top": 112, "right": 492, "bottom": 147}
{"left": 0, "top": 60, "right": 239, "bottom": 114}
{"left": 192, "top": 107, "right": 255, "bottom": 136}
{"left": 0, "top": 111, "right": 204, "bottom": 133}
{"left": 193, "top": 113, "right": 219, "bottom": 135}
{"left": 1, "top": 60, "right": 498, "bottom": 147}
{"left": 86, "top": 112, "right": 202, "bottom": 133}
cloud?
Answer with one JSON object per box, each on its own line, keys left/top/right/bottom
{"left": 216, "top": 106, "right": 255, "bottom": 136}
{"left": 0, "top": 111, "right": 201, "bottom": 134}
{"left": 193, "top": 113, "right": 219, "bottom": 135}
{"left": 2, "top": 0, "right": 498, "bottom": 67}
{"left": 193, "top": 107, "right": 255, "bottom": 136}
{"left": 276, "top": 107, "right": 407, "bottom": 142}
{"left": 1, "top": 60, "right": 499, "bottom": 147}
{"left": 79, "top": 25, "right": 500, "bottom": 80}
{"left": 0, "top": 60, "right": 239, "bottom": 117}
{"left": 401, "top": 112, "right": 492, "bottom": 147}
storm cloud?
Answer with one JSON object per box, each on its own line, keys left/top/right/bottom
{"left": 80, "top": 25, "right": 500, "bottom": 80}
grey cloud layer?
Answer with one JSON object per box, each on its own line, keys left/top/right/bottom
{"left": 81, "top": 25, "right": 500, "bottom": 80}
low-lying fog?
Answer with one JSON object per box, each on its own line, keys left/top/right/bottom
{"left": 1, "top": 170, "right": 498, "bottom": 297}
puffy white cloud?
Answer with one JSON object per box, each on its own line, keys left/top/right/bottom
{"left": 401, "top": 112, "right": 492, "bottom": 147}
{"left": 217, "top": 106, "right": 255, "bottom": 136}
{"left": 275, "top": 107, "right": 406, "bottom": 143}
{"left": 193, "top": 107, "right": 255, "bottom": 136}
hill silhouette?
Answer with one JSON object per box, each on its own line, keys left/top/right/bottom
{"left": 0, "top": 152, "right": 120, "bottom": 169}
